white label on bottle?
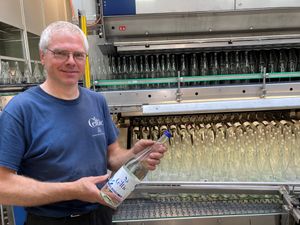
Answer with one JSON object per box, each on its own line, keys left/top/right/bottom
{"left": 107, "top": 166, "right": 141, "bottom": 200}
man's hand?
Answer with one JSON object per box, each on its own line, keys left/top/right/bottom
{"left": 72, "top": 174, "right": 111, "bottom": 206}
{"left": 132, "top": 139, "right": 167, "bottom": 170}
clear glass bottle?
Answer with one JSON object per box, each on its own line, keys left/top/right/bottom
{"left": 190, "top": 53, "right": 198, "bottom": 76}
{"left": 268, "top": 50, "right": 277, "bottom": 73}
{"left": 111, "top": 56, "right": 118, "bottom": 79}
{"left": 160, "top": 55, "right": 166, "bottom": 87}
{"left": 288, "top": 49, "right": 297, "bottom": 72}
{"left": 156, "top": 54, "right": 162, "bottom": 88}
{"left": 190, "top": 53, "right": 198, "bottom": 86}
{"left": 279, "top": 50, "right": 287, "bottom": 73}
{"left": 14, "top": 61, "right": 23, "bottom": 84}
{"left": 33, "top": 61, "right": 42, "bottom": 83}
{"left": 0, "top": 61, "right": 9, "bottom": 84}
{"left": 200, "top": 52, "right": 208, "bottom": 85}
{"left": 144, "top": 55, "right": 150, "bottom": 88}
{"left": 2, "top": 62, "right": 11, "bottom": 85}
{"left": 234, "top": 51, "right": 241, "bottom": 84}
{"left": 180, "top": 54, "right": 188, "bottom": 77}
{"left": 101, "top": 130, "right": 171, "bottom": 208}
{"left": 23, "top": 62, "right": 32, "bottom": 83}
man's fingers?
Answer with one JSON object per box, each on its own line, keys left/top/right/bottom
{"left": 91, "top": 174, "right": 110, "bottom": 184}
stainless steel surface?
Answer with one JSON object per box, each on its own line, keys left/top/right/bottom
{"left": 115, "top": 35, "right": 300, "bottom": 52}
{"left": 141, "top": 97, "right": 300, "bottom": 115}
{"left": 0, "top": 205, "right": 15, "bottom": 225}
{"left": 112, "top": 183, "right": 287, "bottom": 224}
{"left": 101, "top": 82, "right": 300, "bottom": 115}
{"left": 236, "top": 0, "right": 300, "bottom": 9}
{"left": 113, "top": 215, "right": 281, "bottom": 225}
{"left": 135, "top": 0, "right": 234, "bottom": 14}
{"left": 113, "top": 195, "right": 282, "bottom": 222}
{"left": 103, "top": 8, "right": 300, "bottom": 41}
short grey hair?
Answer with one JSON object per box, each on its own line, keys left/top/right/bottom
{"left": 39, "top": 21, "right": 89, "bottom": 52}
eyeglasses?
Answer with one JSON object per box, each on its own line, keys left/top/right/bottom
{"left": 46, "top": 48, "right": 87, "bottom": 62}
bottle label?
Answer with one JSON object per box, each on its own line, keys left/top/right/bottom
{"left": 107, "top": 166, "right": 141, "bottom": 200}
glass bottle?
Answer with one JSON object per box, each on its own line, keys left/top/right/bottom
{"left": 100, "top": 130, "right": 171, "bottom": 208}
{"left": 220, "top": 52, "right": 230, "bottom": 84}
{"left": 170, "top": 54, "right": 177, "bottom": 77}
{"left": 288, "top": 49, "right": 297, "bottom": 72}
{"left": 170, "top": 54, "right": 177, "bottom": 87}
{"left": 23, "top": 62, "right": 32, "bottom": 83}
{"left": 33, "top": 61, "right": 42, "bottom": 83}
{"left": 132, "top": 55, "right": 139, "bottom": 78}
{"left": 180, "top": 54, "right": 188, "bottom": 86}
{"left": 132, "top": 55, "right": 139, "bottom": 88}
{"left": 213, "top": 52, "right": 219, "bottom": 84}
{"left": 249, "top": 51, "right": 256, "bottom": 74}
{"left": 150, "top": 55, "right": 156, "bottom": 88}
{"left": 144, "top": 55, "right": 150, "bottom": 88}
{"left": 190, "top": 53, "right": 198, "bottom": 85}
{"left": 165, "top": 54, "right": 172, "bottom": 87}
{"left": 200, "top": 52, "right": 208, "bottom": 85}
{"left": 268, "top": 50, "right": 277, "bottom": 73}
{"left": 14, "top": 61, "right": 23, "bottom": 84}
{"left": 190, "top": 53, "right": 198, "bottom": 76}
{"left": 117, "top": 56, "right": 122, "bottom": 79}
{"left": 111, "top": 56, "right": 118, "bottom": 79}
{"left": 138, "top": 55, "right": 145, "bottom": 89}
{"left": 0, "top": 61, "right": 3, "bottom": 84}
{"left": 234, "top": 51, "right": 241, "bottom": 84}
{"left": 279, "top": 50, "right": 287, "bottom": 73}
{"left": 180, "top": 54, "right": 188, "bottom": 77}
{"left": 0, "top": 61, "right": 9, "bottom": 84}
{"left": 161, "top": 54, "right": 166, "bottom": 87}
{"left": 242, "top": 51, "right": 250, "bottom": 83}
{"left": 121, "top": 56, "right": 128, "bottom": 81}
{"left": 156, "top": 54, "right": 161, "bottom": 88}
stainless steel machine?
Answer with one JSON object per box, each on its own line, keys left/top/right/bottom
{"left": 90, "top": 1, "right": 300, "bottom": 224}
{"left": 1, "top": 1, "right": 300, "bottom": 224}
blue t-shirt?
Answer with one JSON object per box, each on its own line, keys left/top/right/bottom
{"left": 0, "top": 86, "right": 119, "bottom": 217}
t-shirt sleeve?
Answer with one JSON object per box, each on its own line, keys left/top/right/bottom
{"left": 0, "top": 111, "right": 26, "bottom": 171}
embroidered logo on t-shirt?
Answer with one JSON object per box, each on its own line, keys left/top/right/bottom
{"left": 88, "top": 116, "right": 104, "bottom": 136}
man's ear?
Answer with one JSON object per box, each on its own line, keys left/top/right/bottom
{"left": 39, "top": 49, "right": 45, "bottom": 65}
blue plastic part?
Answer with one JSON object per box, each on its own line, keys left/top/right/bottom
{"left": 103, "top": 0, "right": 136, "bottom": 16}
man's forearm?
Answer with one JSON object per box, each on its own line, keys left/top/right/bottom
{"left": 0, "top": 168, "right": 75, "bottom": 206}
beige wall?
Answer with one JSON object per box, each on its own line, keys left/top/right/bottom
{"left": 0, "top": 0, "right": 72, "bottom": 36}
{"left": 43, "top": 0, "right": 72, "bottom": 27}
{"left": 0, "top": 0, "right": 23, "bottom": 29}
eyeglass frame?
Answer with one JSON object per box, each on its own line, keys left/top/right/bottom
{"left": 46, "top": 48, "right": 88, "bottom": 62}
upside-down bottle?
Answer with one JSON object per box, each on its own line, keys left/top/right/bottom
{"left": 100, "top": 130, "right": 171, "bottom": 208}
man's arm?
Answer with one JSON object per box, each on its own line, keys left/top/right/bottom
{"left": 107, "top": 139, "right": 167, "bottom": 172}
{"left": 0, "top": 167, "right": 109, "bottom": 206}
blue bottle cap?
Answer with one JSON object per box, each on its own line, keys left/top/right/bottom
{"left": 163, "top": 130, "right": 172, "bottom": 138}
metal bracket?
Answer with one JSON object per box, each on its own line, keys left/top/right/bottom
{"left": 261, "top": 67, "right": 268, "bottom": 98}
{"left": 176, "top": 71, "right": 183, "bottom": 102}
{"left": 281, "top": 185, "right": 300, "bottom": 224}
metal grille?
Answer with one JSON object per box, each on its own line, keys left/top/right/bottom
{"left": 113, "top": 193, "right": 284, "bottom": 222}
{"left": 0, "top": 205, "right": 15, "bottom": 225}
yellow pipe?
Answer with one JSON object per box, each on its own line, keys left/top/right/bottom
{"left": 80, "top": 15, "right": 91, "bottom": 88}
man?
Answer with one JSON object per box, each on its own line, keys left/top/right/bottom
{"left": 0, "top": 21, "right": 166, "bottom": 225}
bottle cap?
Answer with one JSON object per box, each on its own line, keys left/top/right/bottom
{"left": 163, "top": 130, "right": 172, "bottom": 138}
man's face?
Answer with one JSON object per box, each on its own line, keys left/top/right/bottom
{"left": 40, "top": 32, "right": 86, "bottom": 86}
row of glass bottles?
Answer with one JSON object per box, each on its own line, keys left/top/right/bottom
{"left": 130, "top": 119, "right": 300, "bottom": 182}
{"left": 0, "top": 61, "right": 45, "bottom": 85}
{"left": 96, "top": 48, "right": 300, "bottom": 90}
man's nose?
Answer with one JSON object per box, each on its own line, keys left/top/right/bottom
{"left": 65, "top": 53, "right": 76, "bottom": 64}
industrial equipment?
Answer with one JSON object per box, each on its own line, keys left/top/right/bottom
{"left": 90, "top": 1, "right": 300, "bottom": 224}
